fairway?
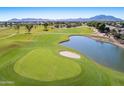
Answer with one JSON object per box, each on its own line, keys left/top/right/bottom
{"left": 1, "top": 26, "right": 124, "bottom": 86}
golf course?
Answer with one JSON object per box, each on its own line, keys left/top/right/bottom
{"left": 1, "top": 25, "right": 124, "bottom": 86}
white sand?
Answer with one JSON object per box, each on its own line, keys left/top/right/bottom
{"left": 59, "top": 51, "right": 81, "bottom": 59}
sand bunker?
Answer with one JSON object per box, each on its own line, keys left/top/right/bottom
{"left": 59, "top": 51, "right": 81, "bottom": 59}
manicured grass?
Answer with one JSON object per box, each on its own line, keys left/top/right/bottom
{"left": 14, "top": 48, "right": 81, "bottom": 81}
{"left": 0, "top": 28, "right": 16, "bottom": 38}
{"left": 0, "top": 26, "right": 124, "bottom": 85}
{"left": 54, "top": 26, "right": 93, "bottom": 35}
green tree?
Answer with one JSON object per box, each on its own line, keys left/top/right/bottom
{"left": 95, "top": 22, "right": 101, "bottom": 29}
{"left": 43, "top": 23, "right": 48, "bottom": 31}
{"left": 54, "top": 24, "right": 59, "bottom": 28}
{"left": 4, "top": 22, "right": 8, "bottom": 27}
{"left": 120, "top": 22, "right": 124, "bottom": 27}
{"left": 25, "top": 24, "right": 33, "bottom": 33}
{"left": 104, "top": 27, "right": 110, "bottom": 36}
{"left": 111, "top": 29, "right": 117, "bottom": 35}
{"left": 98, "top": 23, "right": 106, "bottom": 33}
{"left": 15, "top": 24, "right": 20, "bottom": 33}
{"left": 9, "top": 23, "right": 13, "bottom": 28}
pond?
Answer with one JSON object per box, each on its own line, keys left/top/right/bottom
{"left": 60, "top": 36, "right": 124, "bottom": 73}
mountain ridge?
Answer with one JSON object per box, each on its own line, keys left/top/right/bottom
{"left": 7, "top": 15, "right": 123, "bottom": 22}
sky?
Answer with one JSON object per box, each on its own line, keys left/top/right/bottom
{"left": 0, "top": 7, "right": 124, "bottom": 21}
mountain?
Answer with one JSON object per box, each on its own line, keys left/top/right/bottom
{"left": 55, "top": 18, "right": 87, "bottom": 22}
{"left": 88, "top": 15, "right": 123, "bottom": 21}
{"left": 8, "top": 18, "right": 86, "bottom": 22}
{"left": 63, "top": 15, "right": 123, "bottom": 21}
{"left": 7, "top": 15, "right": 123, "bottom": 22}
{"left": 8, "top": 18, "right": 49, "bottom": 22}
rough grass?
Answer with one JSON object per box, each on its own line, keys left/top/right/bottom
{"left": 0, "top": 26, "right": 124, "bottom": 85}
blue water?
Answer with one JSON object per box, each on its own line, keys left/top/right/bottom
{"left": 61, "top": 36, "right": 124, "bottom": 72}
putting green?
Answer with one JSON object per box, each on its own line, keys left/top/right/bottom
{"left": 14, "top": 48, "right": 81, "bottom": 81}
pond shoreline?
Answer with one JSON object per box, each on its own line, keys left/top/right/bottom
{"left": 60, "top": 33, "right": 124, "bottom": 49}
{"left": 60, "top": 34, "right": 124, "bottom": 73}
{"left": 90, "top": 34, "right": 124, "bottom": 49}
{"left": 87, "top": 27, "right": 124, "bottom": 49}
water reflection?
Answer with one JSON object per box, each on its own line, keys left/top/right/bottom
{"left": 61, "top": 36, "right": 124, "bottom": 72}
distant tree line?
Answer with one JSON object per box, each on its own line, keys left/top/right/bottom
{"left": 87, "top": 21, "right": 124, "bottom": 43}
{"left": 87, "top": 21, "right": 110, "bottom": 35}
{"left": 54, "top": 22, "right": 82, "bottom": 28}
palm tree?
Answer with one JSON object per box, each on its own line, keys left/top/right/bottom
{"left": 25, "top": 24, "right": 33, "bottom": 33}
